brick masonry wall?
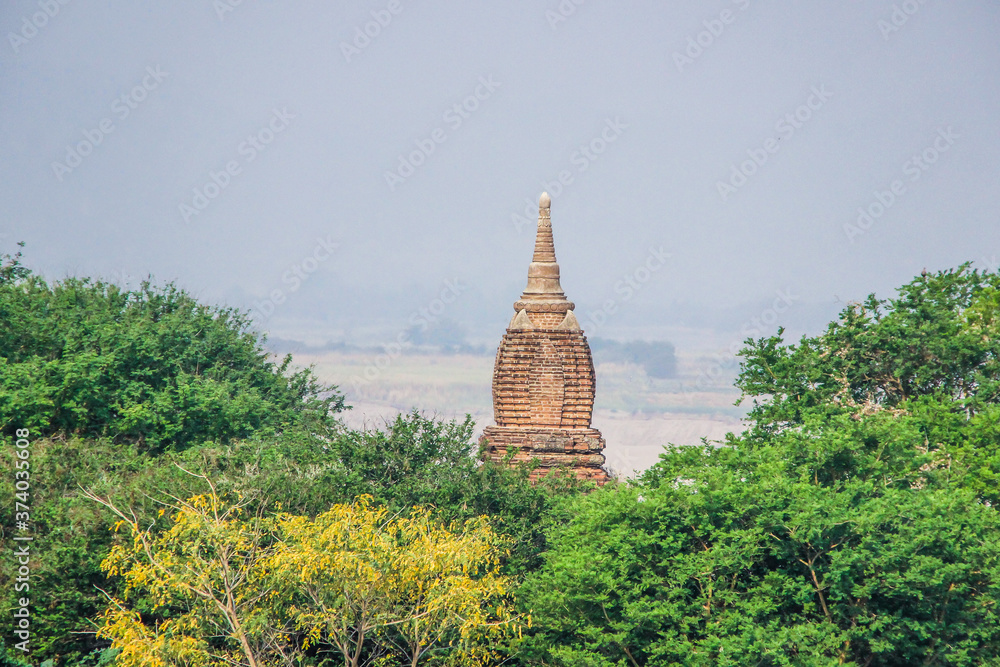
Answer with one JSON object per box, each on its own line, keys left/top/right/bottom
{"left": 492, "top": 329, "right": 596, "bottom": 428}
{"left": 485, "top": 323, "right": 608, "bottom": 483}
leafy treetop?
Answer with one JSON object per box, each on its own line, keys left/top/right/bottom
{"left": 0, "top": 245, "right": 345, "bottom": 450}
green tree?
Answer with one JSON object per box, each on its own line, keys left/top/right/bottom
{"left": 0, "top": 268, "right": 345, "bottom": 451}
{"left": 520, "top": 266, "right": 1000, "bottom": 666}
{"left": 0, "top": 242, "right": 31, "bottom": 285}
{"left": 736, "top": 264, "right": 1000, "bottom": 503}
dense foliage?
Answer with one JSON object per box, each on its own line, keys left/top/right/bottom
{"left": 0, "top": 415, "right": 569, "bottom": 665}
{"left": 522, "top": 426, "right": 1000, "bottom": 665}
{"left": 737, "top": 264, "right": 1000, "bottom": 504}
{"left": 521, "top": 266, "right": 1000, "bottom": 666}
{"left": 0, "top": 251, "right": 344, "bottom": 451}
{"left": 6, "top": 245, "right": 1000, "bottom": 666}
{"left": 0, "top": 247, "right": 573, "bottom": 665}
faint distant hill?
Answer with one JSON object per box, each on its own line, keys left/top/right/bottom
{"left": 589, "top": 338, "right": 677, "bottom": 378}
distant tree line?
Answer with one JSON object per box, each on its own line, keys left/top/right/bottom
{"left": 589, "top": 337, "right": 677, "bottom": 378}
{"left": 267, "top": 325, "right": 679, "bottom": 380}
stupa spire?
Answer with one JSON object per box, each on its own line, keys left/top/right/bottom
{"left": 520, "top": 192, "right": 568, "bottom": 305}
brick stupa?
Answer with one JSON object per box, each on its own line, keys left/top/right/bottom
{"left": 481, "top": 193, "right": 609, "bottom": 483}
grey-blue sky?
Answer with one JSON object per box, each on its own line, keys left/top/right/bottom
{"left": 2, "top": 0, "right": 998, "bottom": 347}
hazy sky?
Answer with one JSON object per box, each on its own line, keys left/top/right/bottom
{"left": 3, "top": 0, "right": 999, "bottom": 347}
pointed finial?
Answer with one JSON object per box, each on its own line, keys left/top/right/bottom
{"left": 513, "top": 190, "right": 575, "bottom": 314}
{"left": 532, "top": 192, "right": 555, "bottom": 263}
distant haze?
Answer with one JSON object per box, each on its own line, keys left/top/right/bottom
{"left": 3, "top": 1, "right": 999, "bottom": 351}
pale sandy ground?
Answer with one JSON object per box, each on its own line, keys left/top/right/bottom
{"left": 295, "top": 349, "right": 747, "bottom": 478}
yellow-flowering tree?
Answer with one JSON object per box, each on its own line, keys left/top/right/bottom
{"left": 386, "top": 510, "right": 519, "bottom": 666}
{"left": 265, "top": 497, "right": 522, "bottom": 667}
{"left": 263, "top": 497, "right": 397, "bottom": 666}
{"left": 89, "top": 479, "right": 521, "bottom": 667}
{"left": 86, "top": 474, "right": 286, "bottom": 667}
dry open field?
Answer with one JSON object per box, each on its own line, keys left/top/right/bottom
{"left": 291, "top": 347, "right": 749, "bottom": 477}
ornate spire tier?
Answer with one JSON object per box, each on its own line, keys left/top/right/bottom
{"left": 481, "top": 193, "right": 609, "bottom": 483}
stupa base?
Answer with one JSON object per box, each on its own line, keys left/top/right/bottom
{"left": 480, "top": 425, "right": 610, "bottom": 484}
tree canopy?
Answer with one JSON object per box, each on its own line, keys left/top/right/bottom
{"left": 0, "top": 247, "right": 345, "bottom": 450}
{"left": 521, "top": 266, "right": 1000, "bottom": 666}
{"left": 7, "top": 245, "right": 1000, "bottom": 666}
